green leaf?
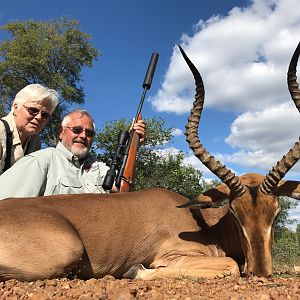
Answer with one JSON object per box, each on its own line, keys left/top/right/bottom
{"left": 0, "top": 17, "right": 99, "bottom": 146}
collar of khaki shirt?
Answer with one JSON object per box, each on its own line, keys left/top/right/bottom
{"left": 56, "top": 142, "right": 95, "bottom": 169}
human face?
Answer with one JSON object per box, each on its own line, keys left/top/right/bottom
{"left": 13, "top": 101, "right": 52, "bottom": 138}
{"left": 59, "top": 113, "right": 95, "bottom": 160}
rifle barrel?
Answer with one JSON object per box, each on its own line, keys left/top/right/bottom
{"left": 143, "top": 53, "right": 159, "bottom": 90}
{"left": 135, "top": 52, "right": 159, "bottom": 122}
{"left": 114, "top": 52, "right": 159, "bottom": 189}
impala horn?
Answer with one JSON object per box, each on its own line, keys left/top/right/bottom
{"left": 179, "top": 45, "right": 245, "bottom": 198}
{"left": 260, "top": 42, "right": 300, "bottom": 194}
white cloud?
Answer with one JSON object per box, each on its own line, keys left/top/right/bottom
{"left": 149, "top": 0, "right": 300, "bottom": 222}
{"left": 155, "top": 147, "right": 219, "bottom": 181}
{"left": 172, "top": 128, "right": 183, "bottom": 137}
{"left": 226, "top": 102, "right": 300, "bottom": 152}
{"left": 151, "top": 0, "right": 300, "bottom": 114}
{"left": 183, "top": 151, "right": 224, "bottom": 180}
{"left": 151, "top": 0, "right": 300, "bottom": 179}
{"left": 222, "top": 102, "right": 300, "bottom": 172}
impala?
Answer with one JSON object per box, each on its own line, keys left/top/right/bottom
{"left": 0, "top": 41, "right": 299, "bottom": 281}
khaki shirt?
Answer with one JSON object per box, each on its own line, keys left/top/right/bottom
{"left": 0, "top": 142, "right": 109, "bottom": 199}
{"left": 0, "top": 114, "right": 41, "bottom": 174}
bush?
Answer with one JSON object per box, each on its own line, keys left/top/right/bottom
{"left": 273, "top": 227, "right": 300, "bottom": 269}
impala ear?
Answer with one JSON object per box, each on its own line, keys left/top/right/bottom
{"left": 276, "top": 180, "right": 300, "bottom": 200}
{"left": 178, "top": 184, "right": 230, "bottom": 209}
{"left": 197, "top": 185, "right": 230, "bottom": 204}
{"left": 199, "top": 203, "right": 230, "bottom": 227}
{"left": 178, "top": 185, "right": 230, "bottom": 227}
{"left": 178, "top": 197, "right": 228, "bottom": 209}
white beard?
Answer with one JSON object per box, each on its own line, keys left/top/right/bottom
{"left": 70, "top": 145, "right": 89, "bottom": 160}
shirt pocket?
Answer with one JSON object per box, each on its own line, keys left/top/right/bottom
{"left": 58, "top": 176, "right": 83, "bottom": 194}
{"left": 85, "top": 165, "right": 106, "bottom": 186}
{"left": 85, "top": 176, "right": 107, "bottom": 193}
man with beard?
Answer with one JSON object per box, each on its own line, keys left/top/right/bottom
{"left": 0, "top": 109, "right": 146, "bottom": 199}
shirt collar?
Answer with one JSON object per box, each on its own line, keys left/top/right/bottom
{"left": 56, "top": 142, "right": 79, "bottom": 167}
{"left": 56, "top": 142, "right": 94, "bottom": 168}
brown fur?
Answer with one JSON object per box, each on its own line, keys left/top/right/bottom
{"left": 0, "top": 188, "right": 241, "bottom": 281}
{"left": 1, "top": 173, "right": 297, "bottom": 281}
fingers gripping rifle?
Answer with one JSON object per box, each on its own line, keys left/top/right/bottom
{"left": 102, "top": 52, "right": 159, "bottom": 192}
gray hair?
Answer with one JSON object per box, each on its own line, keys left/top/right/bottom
{"left": 61, "top": 109, "right": 96, "bottom": 130}
{"left": 11, "top": 84, "right": 59, "bottom": 114}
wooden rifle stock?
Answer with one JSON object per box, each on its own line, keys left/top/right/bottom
{"left": 119, "top": 127, "right": 140, "bottom": 192}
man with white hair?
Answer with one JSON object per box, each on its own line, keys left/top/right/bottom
{"left": 0, "top": 109, "right": 146, "bottom": 198}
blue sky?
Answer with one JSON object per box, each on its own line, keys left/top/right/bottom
{"left": 1, "top": 0, "right": 300, "bottom": 223}
{"left": 0, "top": 0, "right": 254, "bottom": 175}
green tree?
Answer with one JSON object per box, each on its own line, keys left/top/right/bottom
{"left": 272, "top": 198, "right": 299, "bottom": 268}
{"left": 135, "top": 150, "right": 215, "bottom": 198}
{"left": 93, "top": 117, "right": 215, "bottom": 198}
{"left": 273, "top": 226, "right": 300, "bottom": 268}
{"left": 94, "top": 116, "right": 172, "bottom": 160}
{"left": 0, "top": 18, "right": 99, "bottom": 146}
{"left": 296, "top": 224, "right": 300, "bottom": 248}
{"left": 274, "top": 197, "right": 297, "bottom": 237}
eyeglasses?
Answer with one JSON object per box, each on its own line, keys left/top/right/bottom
{"left": 23, "top": 105, "right": 51, "bottom": 120}
{"left": 66, "top": 126, "right": 96, "bottom": 138}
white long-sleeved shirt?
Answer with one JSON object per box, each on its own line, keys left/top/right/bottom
{"left": 0, "top": 142, "right": 109, "bottom": 199}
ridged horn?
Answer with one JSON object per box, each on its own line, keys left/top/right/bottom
{"left": 288, "top": 42, "right": 300, "bottom": 112}
{"left": 260, "top": 42, "right": 300, "bottom": 194}
{"left": 179, "top": 45, "right": 245, "bottom": 197}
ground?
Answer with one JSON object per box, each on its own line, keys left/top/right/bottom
{"left": 1, "top": 274, "right": 300, "bottom": 299}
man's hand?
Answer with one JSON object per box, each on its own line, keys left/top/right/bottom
{"left": 133, "top": 119, "right": 146, "bottom": 143}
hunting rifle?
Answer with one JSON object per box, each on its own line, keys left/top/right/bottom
{"left": 102, "top": 52, "right": 159, "bottom": 192}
